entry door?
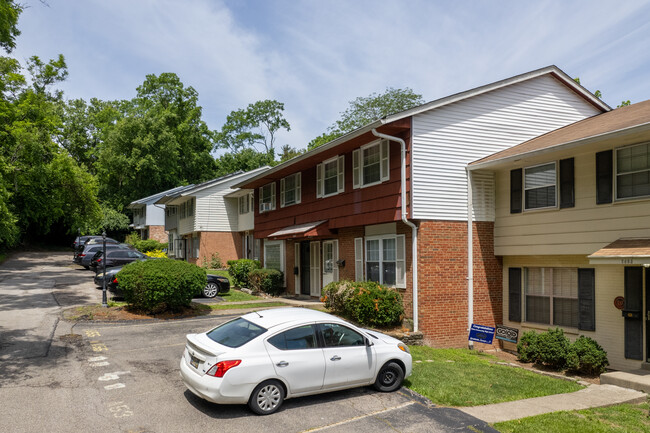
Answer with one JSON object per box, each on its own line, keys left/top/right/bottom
{"left": 310, "top": 241, "right": 321, "bottom": 297}
{"left": 624, "top": 267, "right": 643, "bottom": 360}
{"left": 300, "top": 242, "right": 310, "bottom": 295}
{"left": 322, "top": 240, "right": 339, "bottom": 287}
{"left": 646, "top": 268, "right": 650, "bottom": 363}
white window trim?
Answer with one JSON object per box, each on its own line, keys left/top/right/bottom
{"left": 280, "top": 172, "right": 301, "bottom": 208}
{"left": 615, "top": 141, "right": 650, "bottom": 202}
{"left": 353, "top": 140, "right": 390, "bottom": 189}
{"left": 263, "top": 239, "right": 286, "bottom": 286}
{"left": 523, "top": 161, "right": 558, "bottom": 211}
{"left": 239, "top": 195, "right": 250, "bottom": 215}
{"left": 317, "top": 155, "right": 344, "bottom": 198}
{"left": 362, "top": 234, "right": 406, "bottom": 289}
{"left": 259, "top": 182, "right": 276, "bottom": 213}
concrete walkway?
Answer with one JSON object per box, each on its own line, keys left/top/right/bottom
{"left": 459, "top": 383, "right": 647, "bottom": 423}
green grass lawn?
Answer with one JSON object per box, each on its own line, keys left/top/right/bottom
{"left": 494, "top": 403, "right": 650, "bottom": 433}
{"left": 218, "top": 289, "right": 262, "bottom": 302}
{"left": 405, "top": 346, "right": 583, "bottom": 407}
{"left": 206, "top": 301, "right": 288, "bottom": 310}
{"left": 207, "top": 269, "right": 230, "bottom": 279}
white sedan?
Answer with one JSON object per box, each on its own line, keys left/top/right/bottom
{"left": 180, "top": 307, "right": 412, "bottom": 415}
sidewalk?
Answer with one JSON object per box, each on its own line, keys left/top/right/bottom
{"left": 459, "top": 383, "right": 646, "bottom": 423}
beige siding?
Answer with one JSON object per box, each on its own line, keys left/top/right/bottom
{"left": 412, "top": 74, "right": 602, "bottom": 221}
{"left": 502, "top": 256, "right": 642, "bottom": 371}
{"left": 494, "top": 136, "right": 650, "bottom": 256}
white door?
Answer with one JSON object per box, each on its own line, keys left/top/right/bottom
{"left": 310, "top": 241, "right": 321, "bottom": 297}
{"left": 322, "top": 240, "right": 339, "bottom": 287}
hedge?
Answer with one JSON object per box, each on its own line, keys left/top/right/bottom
{"left": 226, "top": 259, "right": 261, "bottom": 288}
{"left": 117, "top": 258, "right": 206, "bottom": 312}
{"left": 248, "top": 268, "right": 284, "bottom": 295}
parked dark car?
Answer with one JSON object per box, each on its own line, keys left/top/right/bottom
{"left": 73, "top": 236, "right": 119, "bottom": 263}
{"left": 91, "top": 249, "right": 148, "bottom": 271}
{"left": 76, "top": 243, "right": 135, "bottom": 269}
{"left": 95, "top": 267, "right": 230, "bottom": 299}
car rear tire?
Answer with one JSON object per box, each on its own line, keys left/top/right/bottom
{"left": 373, "top": 361, "right": 404, "bottom": 392}
{"left": 248, "top": 380, "right": 285, "bottom": 415}
{"left": 203, "top": 282, "right": 219, "bottom": 298}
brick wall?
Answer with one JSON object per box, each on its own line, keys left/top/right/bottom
{"left": 147, "top": 225, "right": 167, "bottom": 243}
{"left": 197, "top": 231, "right": 242, "bottom": 266}
{"left": 417, "top": 221, "right": 502, "bottom": 348}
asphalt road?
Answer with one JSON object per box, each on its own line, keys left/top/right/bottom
{"left": 0, "top": 251, "right": 498, "bottom": 433}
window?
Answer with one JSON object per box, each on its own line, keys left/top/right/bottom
{"left": 616, "top": 142, "right": 650, "bottom": 199}
{"left": 268, "top": 325, "right": 317, "bottom": 350}
{"left": 264, "top": 240, "right": 284, "bottom": 273}
{"left": 207, "top": 318, "right": 267, "bottom": 348}
{"left": 180, "top": 202, "right": 186, "bottom": 219}
{"left": 320, "top": 323, "right": 365, "bottom": 347}
{"left": 525, "top": 268, "right": 578, "bottom": 328}
{"left": 193, "top": 235, "right": 199, "bottom": 258}
{"left": 363, "top": 234, "right": 405, "bottom": 288}
{"left": 259, "top": 183, "right": 276, "bottom": 213}
{"left": 280, "top": 173, "right": 301, "bottom": 207}
{"left": 187, "top": 198, "right": 194, "bottom": 217}
{"left": 316, "top": 155, "right": 345, "bottom": 198}
{"left": 524, "top": 162, "right": 556, "bottom": 210}
{"left": 353, "top": 140, "right": 390, "bottom": 188}
{"left": 239, "top": 195, "right": 249, "bottom": 215}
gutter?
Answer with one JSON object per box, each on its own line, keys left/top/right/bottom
{"left": 465, "top": 167, "right": 474, "bottom": 350}
{"left": 371, "top": 129, "right": 419, "bottom": 333}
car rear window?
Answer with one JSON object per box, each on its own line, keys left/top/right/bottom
{"left": 207, "top": 318, "right": 267, "bottom": 348}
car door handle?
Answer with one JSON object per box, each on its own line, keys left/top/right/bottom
{"left": 276, "top": 361, "right": 289, "bottom": 367}
{"left": 330, "top": 356, "right": 341, "bottom": 361}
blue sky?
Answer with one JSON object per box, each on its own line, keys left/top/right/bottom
{"left": 12, "top": 0, "right": 650, "bottom": 151}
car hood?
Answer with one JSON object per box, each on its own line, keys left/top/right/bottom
{"left": 361, "top": 328, "right": 404, "bottom": 346}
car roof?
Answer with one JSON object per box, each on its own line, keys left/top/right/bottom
{"left": 240, "top": 307, "right": 345, "bottom": 330}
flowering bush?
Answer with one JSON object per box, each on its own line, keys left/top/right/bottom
{"left": 147, "top": 249, "right": 167, "bottom": 258}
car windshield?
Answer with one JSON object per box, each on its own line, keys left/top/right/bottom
{"left": 206, "top": 318, "right": 267, "bottom": 348}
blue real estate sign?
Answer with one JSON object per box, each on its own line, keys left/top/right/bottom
{"left": 468, "top": 324, "right": 495, "bottom": 344}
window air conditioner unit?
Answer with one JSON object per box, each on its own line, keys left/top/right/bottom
{"left": 261, "top": 202, "right": 272, "bottom": 212}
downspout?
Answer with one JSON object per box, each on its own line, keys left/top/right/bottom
{"left": 371, "top": 129, "right": 419, "bottom": 332}
{"left": 466, "top": 167, "right": 474, "bottom": 350}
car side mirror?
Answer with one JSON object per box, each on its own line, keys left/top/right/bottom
{"left": 365, "top": 338, "right": 373, "bottom": 347}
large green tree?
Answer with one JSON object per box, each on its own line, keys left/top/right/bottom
{"left": 95, "top": 73, "right": 217, "bottom": 209}
{"left": 0, "top": 0, "right": 21, "bottom": 53}
{"left": 308, "top": 87, "right": 424, "bottom": 149}
{"left": 0, "top": 55, "right": 102, "bottom": 246}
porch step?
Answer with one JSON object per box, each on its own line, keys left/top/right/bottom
{"left": 601, "top": 370, "right": 650, "bottom": 393}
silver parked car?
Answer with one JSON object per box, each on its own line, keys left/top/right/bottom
{"left": 180, "top": 308, "right": 412, "bottom": 415}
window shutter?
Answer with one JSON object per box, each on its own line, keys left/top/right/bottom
{"left": 381, "top": 140, "right": 390, "bottom": 182}
{"left": 258, "top": 187, "right": 263, "bottom": 212}
{"left": 280, "top": 178, "right": 285, "bottom": 208}
{"left": 271, "top": 182, "right": 276, "bottom": 210}
{"left": 316, "top": 163, "right": 323, "bottom": 198}
{"left": 337, "top": 155, "right": 345, "bottom": 193}
{"left": 559, "top": 158, "right": 575, "bottom": 209}
{"left": 395, "top": 234, "right": 406, "bottom": 288}
{"left": 510, "top": 169, "right": 523, "bottom": 214}
{"left": 508, "top": 267, "right": 522, "bottom": 322}
{"left": 596, "top": 150, "right": 613, "bottom": 204}
{"left": 354, "top": 237, "right": 364, "bottom": 281}
{"left": 332, "top": 240, "right": 339, "bottom": 282}
{"left": 353, "top": 149, "right": 361, "bottom": 189}
{"left": 296, "top": 173, "right": 301, "bottom": 204}
{"left": 578, "top": 268, "right": 595, "bottom": 331}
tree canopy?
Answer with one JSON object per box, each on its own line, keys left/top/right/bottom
{"left": 0, "top": 0, "right": 21, "bottom": 53}
{"left": 308, "top": 87, "right": 424, "bottom": 149}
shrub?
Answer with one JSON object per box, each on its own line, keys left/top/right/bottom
{"left": 131, "top": 239, "right": 168, "bottom": 253}
{"left": 323, "top": 280, "right": 403, "bottom": 327}
{"left": 249, "top": 268, "right": 284, "bottom": 295}
{"left": 535, "top": 328, "right": 571, "bottom": 370}
{"left": 147, "top": 249, "right": 167, "bottom": 258}
{"left": 566, "top": 336, "right": 609, "bottom": 375}
{"left": 226, "top": 259, "right": 261, "bottom": 288}
{"left": 517, "top": 330, "right": 539, "bottom": 363}
{"left": 117, "top": 258, "right": 206, "bottom": 312}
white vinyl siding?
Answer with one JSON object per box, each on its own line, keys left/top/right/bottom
{"left": 316, "top": 155, "right": 344, "bottom": 198}
{"left": 280, "top": 173, "right": 301, "bottom": 207}
{"left": 412, "top": 74, "right": 602, "bottom": 221}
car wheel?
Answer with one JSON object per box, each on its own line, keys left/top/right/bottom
{"left": 203, "top": 282, "right": 219, "bottom": 298}
{"left": 248, "top": 380, "right": 285, "bottom": 415}
{"left": 373, "top": 361, "right": 405, "bottom": 392}
{"left": 83, "top": 266, "right": 89, "bottom": 270}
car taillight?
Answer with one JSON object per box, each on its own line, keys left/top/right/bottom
{"left": 112, "top": 278, "right": 117, "bottom": 283}
{"left": 79, "top": 254, "right": 85, "bottom": 257}
{"left": 97, "top": 258, "right": 102, "bottom": 263}
{"left": 206, "top": 360, "right": 241, "bottom": 377}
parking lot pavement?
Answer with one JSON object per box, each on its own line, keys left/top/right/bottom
{"left": 68, "top": 316, "right": 497, "bottom": 433}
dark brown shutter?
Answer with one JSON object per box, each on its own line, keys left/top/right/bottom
{"left": 596, "top": 150, "right": 613, "bottom": 204}
{"left": 510, "top": 169, "right": 523, "bottom": 214}
{"left": 577, "top": 268, "right": 595, "bottom": 331}
{"left": 508, "top": 268, "right": 522, "bottom": 322}
{"left": 559, "top": 158, "right": 575, "bottom": 208}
